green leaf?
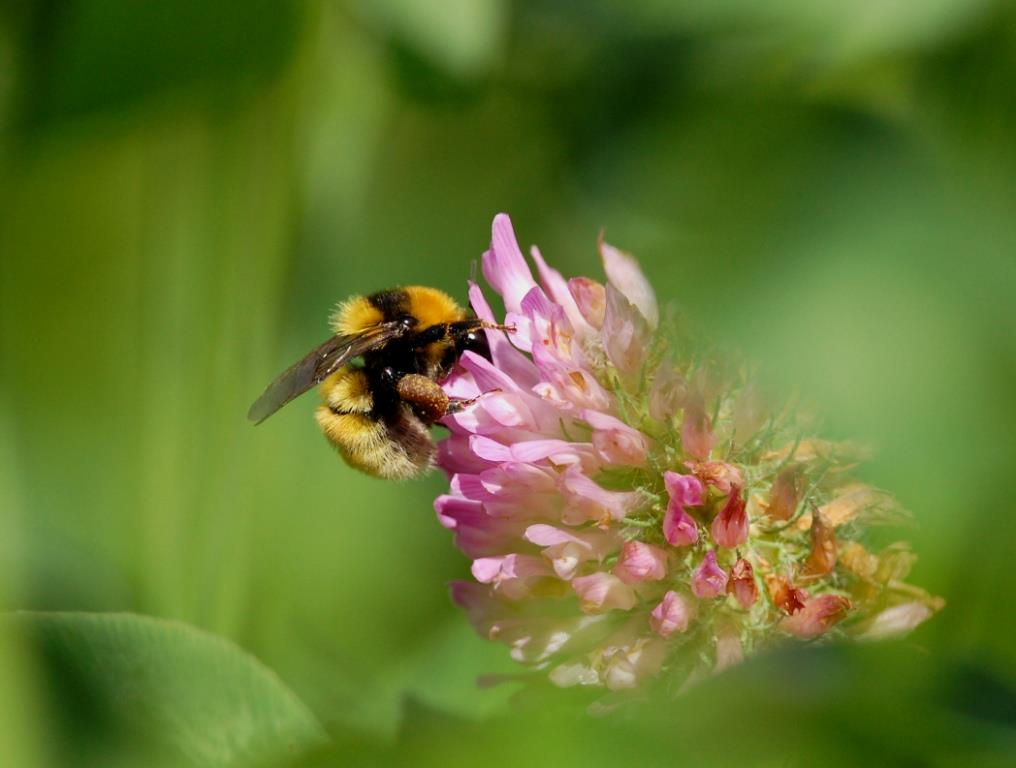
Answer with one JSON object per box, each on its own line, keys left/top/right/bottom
{"left": 7, "top": 611, "right": 327, "bottom": 768}
{"left": 323, "top": 618, "right": 521, "bottom": 740}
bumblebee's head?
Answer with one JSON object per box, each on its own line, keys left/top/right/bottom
{"left": 458, "top": 325, "right": 492, "bottom": 361}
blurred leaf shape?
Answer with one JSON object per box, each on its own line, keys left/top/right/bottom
{"left": 593, "top": 0, "right": 996, "bottom": 66}
{"left": 355, "top": 0, "right": 506, "bottom": 81}
{"left": 13, "top": 0, "right": 302, "bottom": 127}
{"left": 7, "top": 612, "right": 327, "bottom": 768}
{"left": 297, "top": 643, "right": 1016, "bottom": 768}
{"left": 318, "top": 619, "right": 520, "bottom": 740}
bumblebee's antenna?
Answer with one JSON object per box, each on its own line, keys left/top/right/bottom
{"left": 479, "top": 320, "right": 516, "bottom": 334}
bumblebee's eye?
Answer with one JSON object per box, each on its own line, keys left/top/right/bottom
{"left": 462, "top": 329, "right": 491, "bottom": 361}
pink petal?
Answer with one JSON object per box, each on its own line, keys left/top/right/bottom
{"left": 482, "top": 214, "right": 538, "bottom": 314}
{"left": 523, "top": 524, "right": 612, "bottom": 552}
{"left": 549, "top": 661, "right": 599, "bottom": 688}
{"left": 711, "top": 485, "right": 749, "bottom": 549}
{"left": 662, "top": 472, "right": 704, "bottom": 546}
{"left": 662, "top": 502, "right": 700, "bottom": 547}
{"left": 435, "top": 494, "right": 525, "bottom": 557}
{"left": 471, "top": 557, "right": 507, "bottom": 583}
{"left": 472, "top": 554, "right": 554, "bottom": 600}
{"left": 482, "top": 462, "right": 558, "bottom": 496}
{"left": 650, "top": 591, "right": 694, "bottom": 638}
{"left": 681, "top": 390, "right": 714, "bottom": 461}
{"left": 503, "top": 310, "right": 534, "bottom": 353}
{"left": 714, "top": 620, "right": 744, "bottom": 672}
{"left": 489, "top": 553, "right": 550, "bottom": 580}
{"left": 663, "top": 471, "right": 704, "bottom": 507}
{"left": 505, "top": 613, "right": 611, "bottom": 665}
{"left": 780, "top": 594, "right": 851, "bottom": 638}
{"left": 692, "top": 551, "right": 729, "bottom": 599}
{"left": 450, "top": 581, "right": 503, "bottom": 638}
{"left": 478, "top": 393, "right": 533, "bottom": 429}
{"left": 861, "top": 602, "right": 934, "bottom": 640}
{"left": 568, "top": 277, "right": 606, "bottom": 329}
{"left": 583, "top": 410, "right": 651, "bottom": 467}
{"left": 559, "top": 465, "right": 642, "bottom": 524}
{"left": 531, "top": 342, "right": 615, "bottom": 413}
{"left": 648, "top": 362, "right": 687, "bottom": 422}
{"left": 458, "top": 352, "right": 566, "bottom": 435}
{"left": 469, "top": 435, "right": 515, "bottom": 463}
{"left": 613, "top": 541, "right": 668, "bottom": 583}
{"left": 530, "top": 245, "right": 596, "bottom": 340}
{"left": 458, "top": 349, "right": 522, "bottom": 394}
{"left": 465, "top": 467, "right": 531, "bottom": 500}
{"left": 600, "top": 240, "right": 658, "bottom": 329}
{"left": 684, "top": 460, "right": 744, "bottom": 496}
{"left": 524, "top": 524, "right": 617, "bottom": 579}
{"left": 446, "top": 399, "right": 528, "bottom": 436}
{"left": 437, "top": 437, "right": 494, "bottom": 476}
{"left": 452, "top": 472, "right": 496, "bottom": 501}
{"left": 467, "top": 281, "right": 541, "bottom": 388}
{"left": 469, "top": 436, "right": 599, "bottom": 473}
{"left": 442, "top": 369, "right": 481, "bottom": 400}
{"left": 601, "top": 638, "right": 666, "bottom": 691}
{"left": 602, "top": 284, "right": 649, "bottom": 382}
{"left": 520, "top": 285, "right": 570, "bottom": 343}
{"left": 728, "top": 557, "right": 759, "bottom": 609}
{"left": 453, "top": 582, "right": 611, "bottom": 665}
{"left": 435, "top": 494, "right": 482, "bottom": 529}
{"left": 512, "top": 439, "right": 586, "bottom": 465}
{"left": 572, "top": 572, "right": 637, "bottom": 613}
{"left": 541, "top": 542, "right": 585, "bottom": 579}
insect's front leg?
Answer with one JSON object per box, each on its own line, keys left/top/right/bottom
{"left": 446, "top": 393, "right": 488, "bottom": 415}
{"left": 414, "top": 319, "right": 516, "bottom": 346}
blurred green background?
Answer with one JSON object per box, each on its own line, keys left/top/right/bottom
{"left": 1, "top": 1, "right": 1014, "bottom": 766}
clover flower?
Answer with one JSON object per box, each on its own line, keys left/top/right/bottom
{"left": 436, "top": 214, "right": 942, "bottom": 699}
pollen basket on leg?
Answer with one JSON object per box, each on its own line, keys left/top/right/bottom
{"left": 397, "top": 372, "right": 450, "bottom": 423}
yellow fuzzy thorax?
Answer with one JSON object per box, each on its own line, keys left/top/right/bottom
{"left": 404, "top": 286, "right": 468, "bottom": 328}
{"left": 331, "top": 296, "right": 383, "bottom": 337}
{"left": 330, "top": 286, "right": 466, "bottom": 337}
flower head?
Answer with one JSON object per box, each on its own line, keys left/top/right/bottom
{"left": 437, "top": 214, "right": 941, "bottom": 700}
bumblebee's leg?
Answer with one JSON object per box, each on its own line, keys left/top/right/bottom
{"left": 396, "top": 373, "right": 493, "bottom": 422}
{"left": 396, "top": 373, "right": 451, "bottom": 424}
{"left": 414, "top": 319, "right": 517, "bottom": 347}
{"left": 445, "top": 394, "right": 485, "bottom": 415}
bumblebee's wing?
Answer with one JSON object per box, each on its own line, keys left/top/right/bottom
{"left": 247, "top": 329, "right": 394, "bottom": 424}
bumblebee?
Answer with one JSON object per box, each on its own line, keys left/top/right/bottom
{"left": 248, "top": 286, "right": 508, "bottom": 479}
